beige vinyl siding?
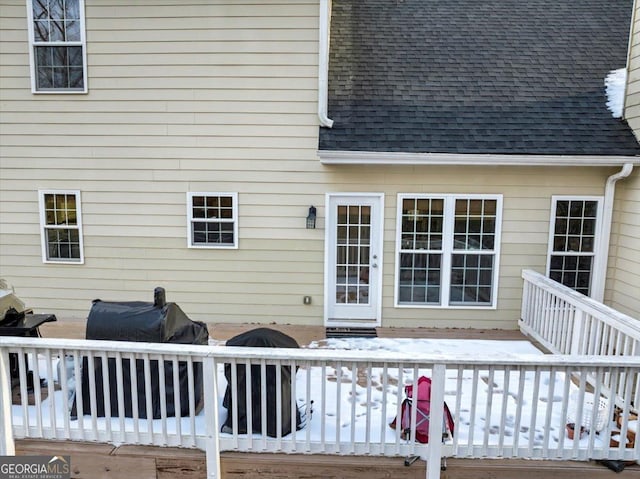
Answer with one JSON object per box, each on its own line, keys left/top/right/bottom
{"left": 0, "top": 1, "right": 624, "bottom": 329}
{"left": 607, "top": 169, "right": 640, "bottom": 318}
{"left": 1, "top": 0, "right": 323, "bottom": 324}
{"left": 625, "top": 0, "right": 640, "bottom": 135}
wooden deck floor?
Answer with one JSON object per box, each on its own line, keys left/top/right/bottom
{"left": 38, "top": 318, "right": 531, "bottom": 346}
{"left": 12, "top": 320, "right": 634, "bottom": 478}
{"left": 15, "top": 439, "right": 640, "bottom": 479}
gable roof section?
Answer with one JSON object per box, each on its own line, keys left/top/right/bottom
{"left": 319, "top": 0, "right": 640, "bottom": 156}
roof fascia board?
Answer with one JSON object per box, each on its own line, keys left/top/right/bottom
{"left": 318, "top": 150, "right": 640, "bottom": 167}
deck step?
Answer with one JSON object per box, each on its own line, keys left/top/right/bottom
{"left": 325, "top": 327, "right": 377, "bottom": 338}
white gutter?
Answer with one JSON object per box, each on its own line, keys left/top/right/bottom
{"left": 591, "top": 163, "right": 634, "bottom": 302}
{"left": 318, "top": 0, "right": 334, "bottom": 128}
{"left": 318, "top": 150, "right": 640, "bottom": 167}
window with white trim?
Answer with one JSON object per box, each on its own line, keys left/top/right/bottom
{"left": 27, "top": 0, "right": 87, "bottom": 93}
{"left": 547, "top": 197, "right": 602, "bottom": 296}
{"left": 396, "top": 194, "right": 502, "bottom": 307}
{"left": 187, "top": 192, "right": 238, "bottom": 248}
{"left": 38, "top": 190, "right": 84, "bottom": 263}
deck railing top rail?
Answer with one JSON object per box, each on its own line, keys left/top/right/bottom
{"left": 2, "top": 336, "right": 640, "bottom": 367}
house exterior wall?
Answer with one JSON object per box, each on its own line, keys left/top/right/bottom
{"left": 609, "top": 0, "right": 640, "bottom": 320}
{"left": 607, "top": 169, "right": 640, "bottom": 318}
{"left": 0, "top": 1, "right": 629, "bottom": 328}
{"left": 625, "top": 0, "right": 640, "bottom": 135}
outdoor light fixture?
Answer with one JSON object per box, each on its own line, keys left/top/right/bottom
{"left": 306, "top": 206, "right": 317, "bottom": 229}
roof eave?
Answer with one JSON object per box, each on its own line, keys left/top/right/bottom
{"left": 317, "top": 150, "right": 640, "bottom": 167}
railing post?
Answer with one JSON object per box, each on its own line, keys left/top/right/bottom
{"left": 426, "top": 364, "right": 446, "bottom": 479}
{"left": 0, "top": 348, "right": 16, "bottom": 455}
{"left": 203, "top": 356, "right": 221, "bottom": 479}
{"left": 570, "top": 309, "right": 585, "bottom": 355}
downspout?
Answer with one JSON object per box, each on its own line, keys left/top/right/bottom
{"left": 318, "top": 0, "right": 334, "bottom": 128}
{"left": 592, "top": 163, "right": 634, "bottom": 302}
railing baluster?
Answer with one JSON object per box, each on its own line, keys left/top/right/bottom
{"left": 320, "top": 363, "right": 326, "bottom": 451}
{"left": 260, "top": 358, "right": 267, "bottom": 450}
{"left": 86, "top": 353, "right": 98, "bottom": 441}
{"left": 453, "top": 365, "right": 463, "bottom": 454}
{"left": 172, "top": 356, "right": 181, "bottom": 444}
{"left": 512, "top": 365, "right": 526, "bottom": 456}
{"left": 349, "top": 361, "right": 357, "bottom": 454}
{"left": 143, "top": 355, "right": 153, "bottom": 439}
{"left": 304, "top": 361, "right": 312, "bottom": 451}
{"left": 335, "top": 361, "right": 342, "bottom": 450}
{"left": 58, "top": 349, "right": 71, "bottom": 440}
{"left": 158, "top": 355, "right": 168, "bottom": 444}
{"left": 187, "top": 357, "right": 196, "bottom": 447}
{"left": 379, "top": 363, "right": 389, "bottom": 453}
{"left": 0, "top": 347, "right": 15, "bottom": 455}
{"left": 115, "top": 351, "right": 125, "bottom": 443}
{"left": 129, "top": 352, "right": 140, "bottom": 441}
{"left": 275, "top": 358, "right": 283, "bottom": 448}
{"left": 498, "top": 366, "right": 510, "bottom": 457}
{"left": 542, "top": 367, "right": 555, "bottom": 458}
{"left": 364, "top": 361, "right": 372, "bottom": 453}
{"left": 73, "top": 350, "right": 84, "bottom": 441}
{"left": 290, "top": 359, "right": 297, "bottom": 452}
{"left": 100, "top": 353, "right": 112, "bottom": 441}
{"left": 467, "top": 367, "right": 479, "bottom": 455}
{"left": 482, "top": 366, "right": 495, "bottom": 450}
{"left": 393, "top": 365, "right": 403, "bottom": 454}
{"left": 244, "top": 358, "right": 253, "bottom": 450}
{"left": 44, "top": 349, "right": 55, "bottom": 438}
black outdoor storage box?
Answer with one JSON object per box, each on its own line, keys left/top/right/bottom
{"left": 78, "top": 288, "right": 209, "bottom": 419}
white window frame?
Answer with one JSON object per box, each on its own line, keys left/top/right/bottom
{"left": 546, "top": 195, "right": 603, "bottom": 296}
{"left": 38, "top": 189, "right": 84, "bottom": 264}
{"left": 394, "top": 194, "right": 503, "bottom": 309}
{"left": 187, "top": 192, "right": 239, "bottom": 249}
{"left": 26, "top": 0, "right": 88, "bottom": 94}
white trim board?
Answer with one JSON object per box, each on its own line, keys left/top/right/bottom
{"left": 318, "top": 150, "right": 640, "bottom": 167}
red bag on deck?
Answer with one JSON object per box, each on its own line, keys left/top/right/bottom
{"left": 389, "top": 376, "right": 455, "bottom": 443}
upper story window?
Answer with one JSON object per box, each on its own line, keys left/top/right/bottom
{"left": 396, "top": 194, "right": 502, "bottom": 308}
{"left": 187, "top": 193, "right": 238, "bottom": 249}
{"left": 38, "top": 190, "right": 84, "bottom": 263}
{"left": 547, "top": 196, "right": 602, "bottom": 296}
{"left": 27, "top": 0, "right": 87, "bottom": 93}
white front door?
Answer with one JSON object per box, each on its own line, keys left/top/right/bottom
{"left": 325, "top": 194, "right": 384, "bottom": 327}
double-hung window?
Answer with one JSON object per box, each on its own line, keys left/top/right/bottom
{"left": 27, "top": 0, "right": 87, "bottom": 93}
{"left": 547, "top": 196, "right": 602, "bottom": 296}
{"left": 396, "top": 194, "right": 502, "bottom": 308}
{"left": 38, "top": 190, "right": 84, "bottom": 263}
{"left": 187, "top": 192, "right": 238, "bottom": 248}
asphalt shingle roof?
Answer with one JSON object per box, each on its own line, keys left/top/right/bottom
{"left": 319, "top": 0, "right": 640, "bottom": 156}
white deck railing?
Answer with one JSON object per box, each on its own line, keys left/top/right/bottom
{"left": 521, "top": 269, "right": 640, "bottom": 357}
{"left": 1, "top": 335, "right": 639, "bottom": 479}
{"left": 520, "top": 269, "right": 640, "bottom": 413}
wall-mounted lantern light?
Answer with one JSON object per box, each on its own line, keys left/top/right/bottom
{"left": 306, "top": 206, "right": 317, "bottom": 229}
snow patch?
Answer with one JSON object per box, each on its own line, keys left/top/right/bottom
{"left": 605, "top": 68, "right": 627, "bottom": 119}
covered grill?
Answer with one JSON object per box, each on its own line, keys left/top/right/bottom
{"left": 221, "top": 327, "right": 303, "bottom": 437}
{"left": 78, "top": 287, "right": 208, "bottom": 419}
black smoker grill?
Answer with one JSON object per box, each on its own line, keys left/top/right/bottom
{"left": 77, "top": 287, "right": 209, "bottom": 419}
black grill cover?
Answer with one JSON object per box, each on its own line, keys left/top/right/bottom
{"left": 78, "top": 293, "right": 208, "bottom": 419}
{"left": 222, "top": 328, "right": 303, "bottom": 437}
